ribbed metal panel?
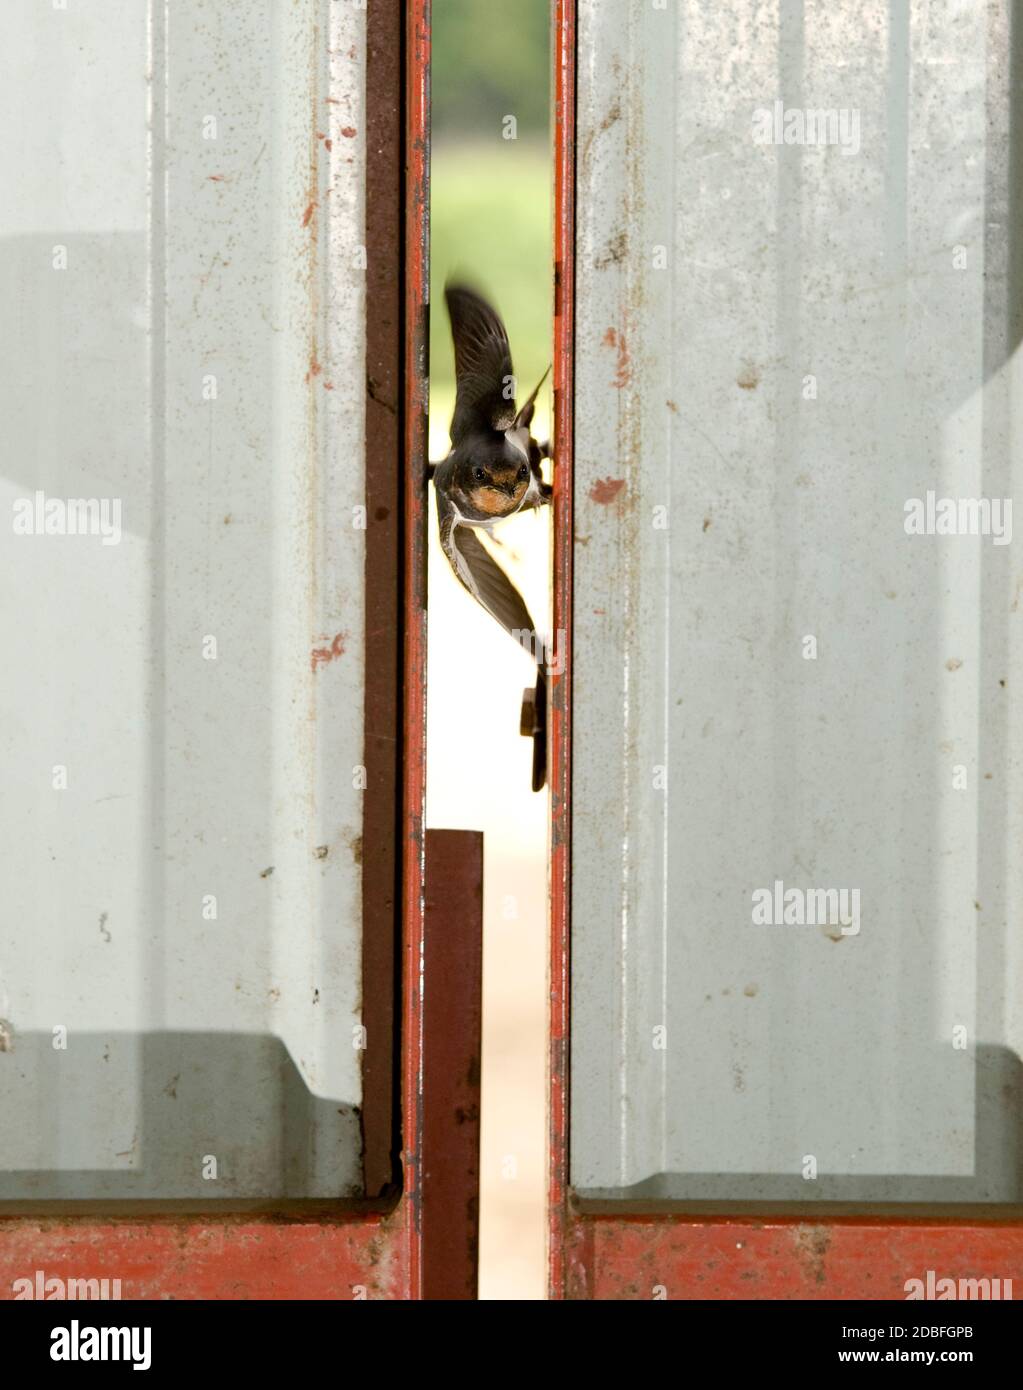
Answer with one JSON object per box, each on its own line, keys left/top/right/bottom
{"left": 571, "top": 0, "right": 1023, "bottom": 1201}
{"left": 1, "top": 0, "right": 368, "bottom": 1198}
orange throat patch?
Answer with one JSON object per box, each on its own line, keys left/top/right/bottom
{"left": 471, "top": 484, "right": 525, "bottom": 517}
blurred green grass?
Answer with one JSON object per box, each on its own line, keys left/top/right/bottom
{"left": 429, "top": 139, "right": 552, "bottom": 445}
{"left": 431, "top": 0, "right": 549, "bottom": 140}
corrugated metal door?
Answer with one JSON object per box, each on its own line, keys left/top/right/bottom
{"left": 552, "top": 0, "right": 1023, "bottom": 1296}
{"left": 2, "top": 0, "right": 369, "bottom": 1203}
{"left": 0, "top": 0, "right": 470, "bottom": 1301}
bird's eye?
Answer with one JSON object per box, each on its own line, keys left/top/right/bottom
{"left": 473, "top": 467, "right": 486, "bottom": 483}
{"left": 517, "top": 464, "right": 529, "bottom": 481}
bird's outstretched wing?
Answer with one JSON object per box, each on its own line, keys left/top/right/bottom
{"left": 438, "top": 500, "right": 538, "bottom": 656}
{"left": 437, "top": 493, "right": 548, "bottom": 791}
{"left": 445, "top": 283, "right": 516, "bottom": 442}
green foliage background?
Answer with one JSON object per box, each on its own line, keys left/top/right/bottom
{"left": 429, "top": 0, "right": 552, "bottom": 431}
{"left": 431, "top": 0, "right": 550, "bottom": 139}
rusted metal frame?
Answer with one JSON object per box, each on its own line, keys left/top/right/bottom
{"left": 574, "top": 1215, "right": 1023, "bottom": 1302}
{"left": 360, "top": 0, "right": 405, "bottom": 1203}
{"left": 421, "top": 831, "right": 483, "bottom": 1300}
{"left": 402, "top": 4, "right": 486, "bottom": 1302}
{"left": 548, "top": 0, "right": 1023, "bottom": 1300}
{"left": 0, "top": 0, "right": 430, "bottom": 1300}
{"left": 399, "top": 0, "right": 432, "bottom": 1304}
{"left": 548, "top": 0, "right": 576, "bottom": 1302}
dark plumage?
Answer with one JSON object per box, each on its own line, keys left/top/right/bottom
{"left": 431, "top": 283, "right": 552, "bottom": 790}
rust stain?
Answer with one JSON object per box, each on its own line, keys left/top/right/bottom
{"left": 611, "top": 333, "right": 631, "bottom": 387}
{"left": 310, "top": 631, "right": 348, "bottom": 672}
{"left": 305, "top": 351, "right": 323, "bottom": 383}
{"left": 207, "top": 173, "right": 228, "bottom": 182}
{"left": 594, "top": 230, "right": 627, "bottom": 270}
{"left": 702, "top": 517, "right": 712, "bottom": 532}
{"left": 600, "top": 325, "right": 631, "bottom": 387}
{"left": 666, "top": 399, "right": 679, "bottom": 413}
{"left": 793, "top": 1225, "right": 831, "bottom": 1286}
{"left": 589, "top": 477, "right": 626, "bottom": 506}
{"left": 301, "top": 200, "right": 317, "bottom": 228}
{"left": 737, "top": 363, "right": 760, "bottom": 390}
{"left": 340, "top": 126, "right": 357, "bottom": 139}
{"left": 580, "top": 97, "right": 621, "bottom": 171}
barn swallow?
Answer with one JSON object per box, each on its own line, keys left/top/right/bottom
{"left": 430, "top": 283, "right": 552, "bottom": 789}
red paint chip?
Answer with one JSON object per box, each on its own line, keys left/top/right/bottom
{"left": 589, "top": 477, "right": 626, "bottom": 505}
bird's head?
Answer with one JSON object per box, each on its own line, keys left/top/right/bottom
{"left": 459, "top": 437, "right": 531, "bottom": 516}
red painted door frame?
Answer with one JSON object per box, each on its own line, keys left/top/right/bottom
{"left": 547, "top": 0, "right": 1023, "bottom": 1301}
{"left": 0, "top": 0, "right": 481, "bottom": 1303}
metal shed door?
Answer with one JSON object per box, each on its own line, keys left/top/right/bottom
{"left": 0, "top": 0, "right": 473, "bottom": 1302}
{"left": 551, "top": 0, "right": 1023, "bottom": 1298}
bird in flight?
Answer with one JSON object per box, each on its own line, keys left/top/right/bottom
{"left": 430, "top": 282, "right": 552, "bottom": 790}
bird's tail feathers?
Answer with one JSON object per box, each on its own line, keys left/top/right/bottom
{"left": 514, "top": 364, "right": 552, "bottom": 432}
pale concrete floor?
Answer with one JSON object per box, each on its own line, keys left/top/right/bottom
{"left": 426, "top": 406, "right": 550, "bottom": 1300}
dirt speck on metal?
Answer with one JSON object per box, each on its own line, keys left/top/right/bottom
{"left": 737, "top": 362, "right": 760, "bottom": 390}
{"left": 594, "top": 230, "right": 627, "bottom": 270}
